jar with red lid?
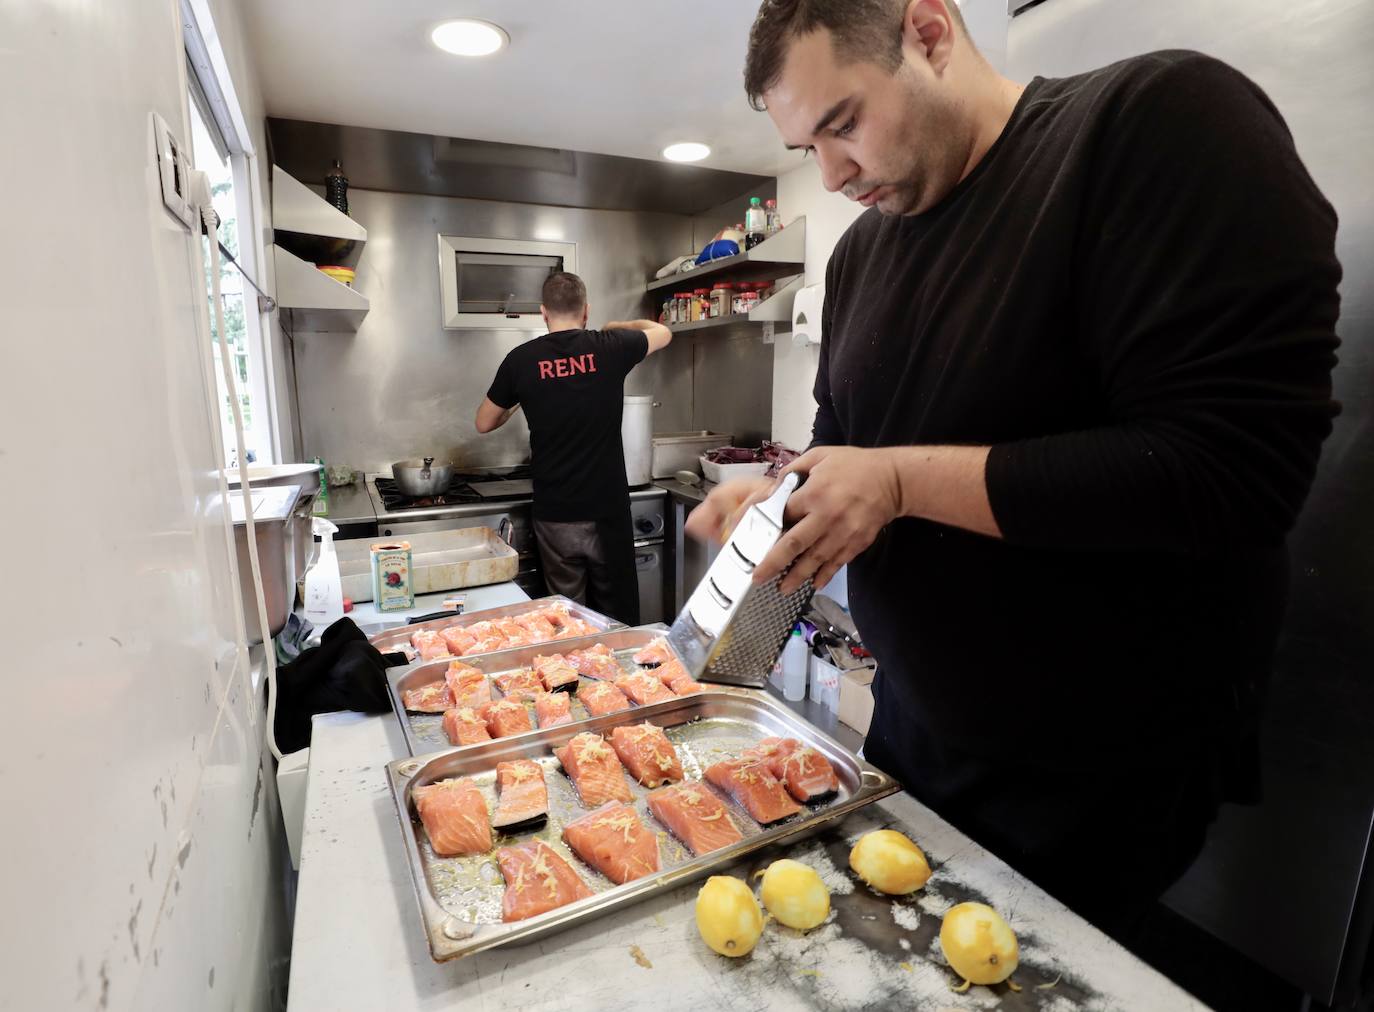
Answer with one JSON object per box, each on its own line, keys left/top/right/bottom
{"left": 710, "top": 282, "right": 734, "bottom": 318}
{"left": 691, "top": 288, "right": 709, "bottom": 322}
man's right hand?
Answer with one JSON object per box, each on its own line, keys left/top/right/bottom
{"left": 683, "top": 477, "right": 776, "bottom": 546}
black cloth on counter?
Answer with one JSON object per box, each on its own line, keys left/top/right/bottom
{"left": 272, "top": 618, "right": 407, "bottom": 754}
{"left": 486, "top": 328, "right": 648, "bottom": 522}
{"left": 814, "top": 52, "right": 1341, "bottom": 920}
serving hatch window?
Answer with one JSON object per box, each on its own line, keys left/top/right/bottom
{"left": 438, "top": 236, "right": 577, "bottom": 330}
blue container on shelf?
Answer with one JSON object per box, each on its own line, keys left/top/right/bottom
{"left": 696, "top": 239, "right": 740, "bottom": 265}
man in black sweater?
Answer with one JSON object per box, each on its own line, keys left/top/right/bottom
{"left": 689, "top": 0, "right": 1341, "bottom": 936}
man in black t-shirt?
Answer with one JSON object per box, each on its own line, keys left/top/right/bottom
{"left": 476, "top": 272, "right": 672, "bottom": 624}
{"left": 687, "top": 0, "right": 1341, "bottom": 938}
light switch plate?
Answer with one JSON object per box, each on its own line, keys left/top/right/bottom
{"left": 151, "top": 111, "right": 194, "bottom": 230}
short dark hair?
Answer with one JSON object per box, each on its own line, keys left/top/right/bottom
{"left": 744, "top": 0, "right": 966, "bottom": 111}
{"left": 542, "top": 271, "right": 587, "bottom": 316}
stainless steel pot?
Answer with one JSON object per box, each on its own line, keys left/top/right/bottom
{"left": 392, "top": 457, "right": 454, "bottom": 496}
{"left": 621, "top": 396, "right": 654, "bottom": 487}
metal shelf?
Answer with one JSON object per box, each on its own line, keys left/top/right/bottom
{"left": 665, "top": 274, "right": 803, "bottom": 338}
{"left": 646, "top": 217, "right": 806, "bottom": 293}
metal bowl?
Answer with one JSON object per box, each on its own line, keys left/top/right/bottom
{"left": 392, "top": 457, "right": 454, "bottom": 497}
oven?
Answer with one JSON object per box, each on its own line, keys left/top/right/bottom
{"left": 630, "top": 491, "right": 666, "bottom": 624}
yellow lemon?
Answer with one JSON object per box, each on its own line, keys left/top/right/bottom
{"left": 849, "top": 830, "right": 932, "bottom": 895}
{"left": 759, "top": 859, "right": 831, "bottom": 930}
{"left": 695, "top": 875, "right": 763, "bottom": 957}
{"left": 939, "top": 902, "right": 1019, "bottom": 986}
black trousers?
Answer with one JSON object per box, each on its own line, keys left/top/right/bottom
{"left": 533, "top": 511, "right": 640, "bottom": 626}
{"left": 864, "top": 669, "right": 1224, "bottom": 942}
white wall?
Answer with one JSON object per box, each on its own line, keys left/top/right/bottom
{"left": 0, "top": 0, "right": 289, "bottom": 1008}
{"left": 767, "top": 1, "right": 1009, "bottom": 450}
{"left": 770, "top": 161, "right": 864, "bottom": 448}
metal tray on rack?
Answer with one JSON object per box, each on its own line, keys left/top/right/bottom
{"left": 367, "top": 595, "right": 621, "bottom": 658}
{"left": 387, "top": 626, "right": 685, "bottom": 756}
{"left": 386, "top": 691, "right": 899, "bottom": 962}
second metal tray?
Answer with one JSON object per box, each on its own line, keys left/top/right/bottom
{"left": 386, "top": 626, "right": 675, "bottom": 756}
{"left": 386, "top": 691, "right": 899, "bottom": 962}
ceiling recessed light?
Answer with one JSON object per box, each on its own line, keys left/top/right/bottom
{"left": 662, "top": 142, "right": 711, "bottom": 163}
{"left": 431, "top": 19, "right": 508, "bottom": 57}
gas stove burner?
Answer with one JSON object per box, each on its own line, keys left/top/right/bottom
{"left": 374, "top": 476, "right": 482, "bottom": 511}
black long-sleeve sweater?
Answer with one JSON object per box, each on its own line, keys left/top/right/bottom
{"left": 814, "top": 51, "right": 1341, "bottom": 774}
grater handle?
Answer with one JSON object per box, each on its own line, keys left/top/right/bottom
{"left": 756, "top": 471, "right": 801, "bottom": 528}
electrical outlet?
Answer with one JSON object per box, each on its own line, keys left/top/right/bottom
{"left": 151, "top": 111, "right": 194, "bottom": 230}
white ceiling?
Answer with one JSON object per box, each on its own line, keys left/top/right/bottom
{"left": 243, "top": 0, "right": 804, "bottom": 178}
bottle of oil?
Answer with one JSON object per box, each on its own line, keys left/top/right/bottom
{"left": 744, "top": 196, "right": 767, "bottom": 250}
{"left": 324, "top": 160, "right": 349, "bottom": 216}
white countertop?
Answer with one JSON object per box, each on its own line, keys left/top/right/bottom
{"left": 287, "top": 582, "right": 1206, "bottom": 1011}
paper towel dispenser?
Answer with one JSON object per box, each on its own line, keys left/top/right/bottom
{"left": 791, "top": 283, "right": 825, "bottom": 348}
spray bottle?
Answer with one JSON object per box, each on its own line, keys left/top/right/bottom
{"left": 302, "top": 517, "right": 344, "bottom": 630}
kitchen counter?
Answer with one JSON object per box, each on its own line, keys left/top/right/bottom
{"left": 321, "top": 480, "right": 667, "bottom": 529}
{"left": 288, "top": 628, "right": 1205, "bottom": 1010}
{"left": 655, "top": 477, "right": 715, "bottom": 506}
{"left": 321, "top": 480, "right": 378, "bottom": 525}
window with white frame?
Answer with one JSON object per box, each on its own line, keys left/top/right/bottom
{"left": 184, "top": 8, "right": 275, "bottom": 465}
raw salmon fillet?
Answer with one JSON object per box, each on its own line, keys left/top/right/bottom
{"left": 610, "top": 723, "right": 683, "bottom": 788}
{"left": 440, "top": 626, "right": 477, "bottom": 656}
{"left": 777, "top": 746, "right": 839, "bottom": 802}
{"left": 650, "top": 657, "right": 689, "bottom": 687}
{"left": 495, "top": 618, "right": 532, "bottom": 646}
{"left": 562, "top": 802, "right": 661, "bottom": 884}
{"left": 615, "top": 671, "right": 676, "bottom": 707}
{"left": 497, "top": 840, "right": 593, "bottom": 921}
{"left": 554, "top": 732, "right": 633, "bottom": 807}
{"left": 633, "top": 637, "right": 676, "bottom": 666}
{"left": 411, "top": 629, "right": 451, "bottom": 662}
{"left": 578, "top": 680, "right": 632, "bottom": 717}
{"left": 492, "top": 759, "right": 548, "bottom": 830}
{"left": 651, "top": 658, "right": 705, "bottom": 694}
{"left": 480, "top": 699, "right": 534, "bottom": 738}
{"left": 534, "top": 692, "right": 573, "bottom": 729}
{"left": 532, "top": 653, "right": 580, "bottom": 693}
{"left": 516, "top": 613, "right": 560, "bottom": 642}
{"left": 704, "top": 759, "right": 802, "bottom": 824}
{"left": 540, "top": 602, "right": 573, "bottom": 627}
{"left": 443, "top": 706, "right": 493, "bottom": 746}
{"left": 445, "top": 662, "right": 492, "bottom": 708}
{"left": 413, "top": 777, "right": 492, "bottom": 856}
{"left": 402, "top": 680, "right": 455, "bottom": 713}
{"left": 493, "top": 668, "right": 545, "bottom": 700}
{"left": 744, "top": 737, "right": 797, "bottom": 767}
{"left": 562, "top": 618, "right": 600, "bottom": 637}
{"left": 668, "top": 673, "right": 705, "bottom": 695}
{"left": 568, "top": 643, "right": 621, "bottom": 681}
{"left": 748, "top": 738, "right": 839, "bottom": 802}
{"left": 647, "top": 781, "right": 744, "bottom": 856}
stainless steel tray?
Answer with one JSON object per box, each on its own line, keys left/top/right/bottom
{"left": 387, "top": 626, "right": 678, "bottom": 756}
{"left": 386, "top": 691, "right": 899, "bottom": 962}
{"left": 367, "top": 595, "right": 621, "bottom": 659}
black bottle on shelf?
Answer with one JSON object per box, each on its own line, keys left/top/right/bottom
{"left": 325, "top": 160, "right": 349, "bottom": 216}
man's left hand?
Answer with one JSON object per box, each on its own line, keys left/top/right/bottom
{"left": 754, "top": 446, "right": 904, "bottom": 594}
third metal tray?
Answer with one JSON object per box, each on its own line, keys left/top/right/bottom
{"left": 367, "top": 595, "right": 621, "bottom": 660}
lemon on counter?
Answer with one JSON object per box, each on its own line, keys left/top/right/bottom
{"left": 695, "top": 875, "right": 764, "bottom": 957}
{"left": 759, "top": 859, "right": 831, "bottom": 931}
{"left": 849, "top": 829, "right": 932, "bottom": 895}
{"left": 940, "top": 902, "right": 1019, "bottom": 986}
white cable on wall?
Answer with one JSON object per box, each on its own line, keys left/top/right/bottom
{"left": 193, "top": 173, "right": 284, "bottom": 761}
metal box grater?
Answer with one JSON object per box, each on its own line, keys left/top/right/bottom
{"left": 667, "top": 473, "right": 814, "bottom": 687}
